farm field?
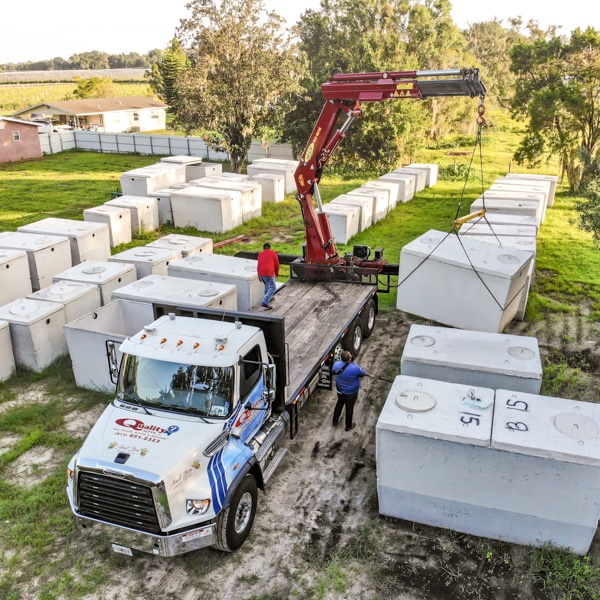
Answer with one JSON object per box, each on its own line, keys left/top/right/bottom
{"left": 1, "top": 122, "right": 600, "bottom": 598}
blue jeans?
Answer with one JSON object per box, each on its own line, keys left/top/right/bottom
{"left": 259, "top": 276, "right": 276, "bottom": 306}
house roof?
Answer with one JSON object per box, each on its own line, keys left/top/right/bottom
{"left": 0, "top": 116, "right": 42, "bottom": 127}
{"left": 12, "top": 96, "right": 168, "bottom": 118}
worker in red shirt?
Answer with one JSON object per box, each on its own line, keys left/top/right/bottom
{"left": 257, "top": 242, "right": 279, "bottom": 309}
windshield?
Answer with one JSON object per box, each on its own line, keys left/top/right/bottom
{"left": 117, "top": 355, "right": 235, "bottom": 418}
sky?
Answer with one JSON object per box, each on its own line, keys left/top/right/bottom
{"left": 1, "top": 0, "right": 600, "bottom": 65}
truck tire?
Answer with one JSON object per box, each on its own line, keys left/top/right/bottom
{"left": 213, "top": 474, "right": 258, "bottom": 552}
{"left": 343, "top": 318, "right": 363, "bottom": 358}
{"left": 362, "top": 299, "right": 376, "bottom": 339}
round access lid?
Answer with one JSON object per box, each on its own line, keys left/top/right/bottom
{"left": 82, "top": 265, "right": 106, "bottom": 275}
{"left": 410, "top": 335, "right": 436, "bottom": 347}
{"left": 9, "top": 299, "right": 39, "bottom": 317}
{"left": 244, "top": 266, "right": 256, "bottom": 272}
{"left": 497, "top": 254, "right": 521, "bottom": 265}
{"left": 48, "top": 283, "right": 80, "bottom": 297}
{"left": 419, "top": 234, "right": 443, "bottom": 246}
{"left": 396, "top": 390, "right": 436, "bottom": 412}
{"left": 507, "top": 346, "right": 536, "bottom": 360}
{"left": 554, "top": 412, "right": 599, "bottom": 441}
{"left": 133, "top": 250, "right": 158, "bottom": 257}
{"left": 198, "top": 289, "right": 219, "bottom": 297}
{"left": 167, "top": 238, "right": 190, "bottom": 245}
{"left": 133, "top": 280, "right": 155, "bottom": 288}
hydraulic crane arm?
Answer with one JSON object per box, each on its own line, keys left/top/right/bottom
{"left": 293, "top": 68, "right": 486, "bottom": 273}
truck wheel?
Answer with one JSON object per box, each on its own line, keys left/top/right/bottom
{"left": 343, "top": 318, "right": 363, "bottom": 358}
{"left": 213, "top": 474, "right": 258, "bottom": 552}
{"left": 362, "top": 299, "right": 376, "bottom": 339}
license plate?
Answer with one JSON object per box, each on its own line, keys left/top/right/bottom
{"left": 111, "top": 543, "right": 133, "bottom": 556}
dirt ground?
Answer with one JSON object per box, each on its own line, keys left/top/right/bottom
{"left": 11, "top": 304, "right": 600, "bottom": 599}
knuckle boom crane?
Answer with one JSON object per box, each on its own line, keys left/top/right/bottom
{"left": 292, "top": 68, "right": 486, "bottom": 284}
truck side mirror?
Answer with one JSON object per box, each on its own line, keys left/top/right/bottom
{"left": 263, "top": 363, "right": 276, "bottom": 404}
{"left": 106, "top": 340, "right": 119, "bottom": 385}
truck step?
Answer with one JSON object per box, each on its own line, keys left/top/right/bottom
{"left": 262, "top": 448, "right": 288, "bottom": 485}
{"left": 255, "top": 417, "right": 287, "bottom": 463}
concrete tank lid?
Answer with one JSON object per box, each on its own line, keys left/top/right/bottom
{"left": 0, "top": 248, "right": 28, "bottom": 262}
{"left": 376, "top": 374, "right": 494, "bottom": 446}
{"left": 492, "top": 390, "right": 600, "bottom": 465}
{"left": 403, "top": 324, "right": 543, "bottom": 378}
{"left": 35, "top": 281, "right": 95, "bottom": 299}
{"left": 0, "top": 298, "right": 63, "bottom": 322}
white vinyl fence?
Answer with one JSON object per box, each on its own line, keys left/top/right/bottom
{"left": 39, "top": 131, "right": 295, "bottom": 162}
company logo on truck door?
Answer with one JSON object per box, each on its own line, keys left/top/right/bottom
{"left": 113, "top": 418, "right": 180, "bottom": 443}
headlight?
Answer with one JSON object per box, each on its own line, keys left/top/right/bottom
{"left": 186, "top": 499, "right": 211, "bottom": 515}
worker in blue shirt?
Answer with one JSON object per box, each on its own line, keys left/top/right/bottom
{"left": 332, "top": 350, "right": 366, "bottom": 432}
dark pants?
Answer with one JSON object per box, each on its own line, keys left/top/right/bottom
{"left": 333, "top": 392, "right": 358, "bottom": 429}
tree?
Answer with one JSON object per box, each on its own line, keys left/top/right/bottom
{"left": 284, "top": 0, "right": 474, "bottom": 175}
{"left": 147, "top": 38, "right": 188, "bottom": 107}
{"left": 172, "top": 0, "right": 305, "bottom": 172}
{"left": 68, "top": 51, "right": 110, "bottom": 69}
{"left": 510, "top": 28, "right": 600, "bottom": 190}
{"left": 72, "top": 76, "right": 119, "bottom": 99}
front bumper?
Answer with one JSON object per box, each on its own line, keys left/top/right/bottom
{"left": 74, "top": 513, "right": 216, "bottom": 557}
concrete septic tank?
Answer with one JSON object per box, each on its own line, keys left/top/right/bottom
{"left": 504, "top": 173, "right": 558, "bottom": 207}
{"left": 219, "top": 172, "right": 250, "bottom": 181}
{"left": 322, "top": 203, "right": 360, "bottom": 244}
{"left": 469, "top": 198, "right": 541, "bottom": 227}
{"left": 185, "top": 162, "right": 223, "bottom": 179}
{"left": 489, "top": 390, "right": 600, "bottom": 554}
{"left": 120, "top": 163, "right": 186, "bottom": 196}
{"left": 83, "top": 205, "right": 132, "bottom": 248}
{"left": 378, "top": 172, "right": 416, "bottom": 201}
{"left": 329, "top": 194, "right": 374, "bottom": 231}
{"left": 478, "top": 189, "right": 547, "bottom": 223}
{"left": 458, "top": 222, "right": 538, "bottom": 239}
{"left": 190, "top": 177, "right": 262, "bottom": 222}
{"left": 401, "top": 324, "right": 543, "bottom": 394}
{"left": 167, "top": 253, "right": 262, "bottom": 311}
{"left": 396, "top": 230, "right": 534, "bottom": 333}
{"left": 391, "top": 168, "right": 427, "bottom": 192}
{"left": 18, "top": 218, "right": 111, "bottom": 264}
{"left": 112, "top": 274, "right": 238, "bottom": 312}
{"left": 104, "top": 196, "right": 160, "bottom": 234}
{"left": 53, "top": 260, "right": 137, "bottom": 306}
{"left": 479, "top": 213, "right": 539, "bottom": 232}
{"left": 63, "top": 299, "right": 156, "bottom": 392}
{"left": 361, "top": 180, "right": 400, "bottom": 209}
{"left": 247, "top": 161, "right": 296, "bottom": 194}
{"left": 0, "top": 298, "right": 67, "bottom": 372}
{"left": 249, "top": 173, "right": 285, "bottom": 203}
{"left": 0, "top": 320, "right": 16, "bottom": 382}
{"left": 159, "top": 155, "right": 208, "bottom": 180}
{"left": 108, "top": 247, "right": 182, "bottom": 279}
{"left": 146, "top": 234, "right": 213, "bottom": 258}
{"left": 407, "top": 163, "right": 438, "bottom": 187}
{"left": 376, "top": 375, "right": 495, "bottom": 535}
{"left": 0, "top": 231, "right": 71, "bottom": 291}
{"left": 148, "top": 189, "right": 175, "bottom": 225}
{"left": 169, "top": 188, "right": 243, "bottom": 233}
{"left": 0, "top": 249, "right": 32, "bottom": 305}
{"left": 28, "top": 281, "right": 102, "bottom": 324}
{"left": 348, "top": 187, "right": 390, "bottom": 220}
{"left": 361, "top": 184, "right": 397, "bottom": 211}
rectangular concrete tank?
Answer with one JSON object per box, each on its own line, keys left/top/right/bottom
{"left": 396, "top": 230, "right": 534, "bottom": 333}
{"left": 0, "top": 231, "right": 71, "bottom": 291}
{"left": 401, "top": 324, "right": 543, "bottom": 393}
{"left": 28, "top": 281, "right": 102, "bottom": 324}
{"left": 184, "top": 162, "right": 223, "bottom": 179}
{"left": 111, "top": 274, "right": 238, "bottom": 311}
{"left": 361, "top": 180, "right": 399, "bottom": 209}
{"left": 148, "top": 189, "right": 175, "bottom": 225}
{"left": 458, "top": 222, "right": 537, "bottom": 239}
{"left": 18, "top": 218, "right": 111, "bottom": 264}
{"left": 0, "top": 298, "right": 67, "bottom": 371}
{"left": 469, "top": 198, "right": 541, "bottom": 227}
{"left": 322, "top": 203, "right": 360, "bottom": 244}
{"left": 53, "top": 260, "right": 137, "bottom": 305}
{"left": 348, "top": 188, "right": 389, "bottom": 221}
{"left": 120, "top": 163, "right": 186, "bottom": 196}
{"left": 0, "top": 320, "right": 16, "bottom": 382}
{"left": 489, "top": 390, "right": 600, "bottom": 554}
{"left": 190, "top": 177, "right": 262, "bottom": 222}
{"left": 503, "top": 173, "right": 558, "bottom": 207}
{"left": 0, "top": 249, "right": 32, "bottom": 305}
{"left": 63, "top": 299, "right": 156, "bottom": 392}
{"left": 83, "top": 205, "right": 132, "bottom": 247}
{"left": 167, "top": 253, "right": 262, "bottom": 311}
{"left": 146, "top": 234, "right": 213, "bottom": 258}
{"left": 108, "top": 246, "right": 182, "bottom": 278}
{"left": 104, "top": 196, "right": 160, "bottom": 234}
{"left": 249, "top": 173, "right": 285, "bottom": 203}
{"left": 392, "top": 168, "right": 427, "bottom": 192}
{"left": 407, "top": 163, "right": 438, "bottom": 187}
{"left": 329, "top": 194, "right": 373, "bottom": 231}
{"left": 378, "top": 172, "right": 416, "bottom": 201}
{"left": 169, "top": 187, "right": 243, "bottom": 233}
{"left": 480, "top": 213, "right": 539, "bottom": 232}
{"left": 247, "top": 161, "right": 297, "bottom": 194}
{"left": 477, "top": 189, "right": 547, "bottom": 223}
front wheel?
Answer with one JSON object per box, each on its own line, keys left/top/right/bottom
{"left": 213, "top": 474, "right": 258, "bottom": 552}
